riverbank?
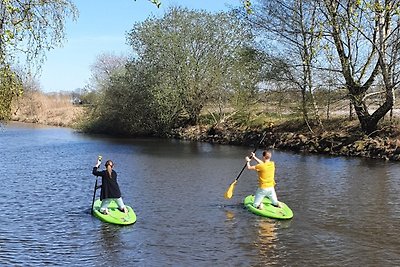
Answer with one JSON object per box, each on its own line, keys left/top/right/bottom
{"left": 170, "top": 119, "right": 400, "bottom": 161}
{"left": 10, "top": 92, "right": 400, "bottom": 161}
{"left": 11, "top": 114, "right": 400, "bottom": 161}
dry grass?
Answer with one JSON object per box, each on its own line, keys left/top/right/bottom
{"left": 11, "top": 90, "right": 84, "bottom": 127}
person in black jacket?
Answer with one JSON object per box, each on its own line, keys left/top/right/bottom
{"left": 92, "top": 158, "right": 128, "bottom": 215}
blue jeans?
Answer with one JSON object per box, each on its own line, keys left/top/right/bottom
{"left": 253, "top": 187, "right": 279, "bottom": 207}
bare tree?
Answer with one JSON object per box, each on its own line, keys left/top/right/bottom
{"left": 247, "top": 0, "right": 324, "bottom": 132}
{"left": 88, "top": 52, "right": 128, "bottom": 92}
{"left": 321, "top": 0, "right": 400, "bottom": 134}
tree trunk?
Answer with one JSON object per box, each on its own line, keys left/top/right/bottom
{"left": 349, "top": 85, "right": 394, "bottom": 134}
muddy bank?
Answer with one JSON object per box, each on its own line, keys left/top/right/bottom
{"left": 170, "top": 125, "right": 400, "bottom": 161}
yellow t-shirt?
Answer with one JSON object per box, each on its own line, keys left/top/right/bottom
{"left": 255, "top": 161, "right": 275, "bottom": 189}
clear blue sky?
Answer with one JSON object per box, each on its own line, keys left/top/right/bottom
{"left": 40, "top": 0, "right": 239, "bottom": 93}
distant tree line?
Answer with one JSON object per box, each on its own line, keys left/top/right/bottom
{"left": 2, "top": 1, "right": 399, "bottom": 137}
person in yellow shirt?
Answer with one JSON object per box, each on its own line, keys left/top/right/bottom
{"left": 245, "top": 150, "right": 281, "bottom": 210}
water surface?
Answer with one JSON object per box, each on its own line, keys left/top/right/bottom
{"left": 1, "top": 122, "right": 399, "bottom": 266}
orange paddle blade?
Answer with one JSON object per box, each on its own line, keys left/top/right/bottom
{"left": 224, "top": 180, "right": 237, "bottom": 199}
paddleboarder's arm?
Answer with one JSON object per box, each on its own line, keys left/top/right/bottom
{"left": 92, "top": 156, "right": 103, "bottom": 176}
{"left": 92, "top": 167, "right": 103, "bottom": 176}
{"left": 245, "top": 156, "right": 256, "bottom": 170}
{"left": 92, "top": 159, "right": 103, "bottom": 176}
{"left": 250, "top": 152, "right": 263, "bottom": 164}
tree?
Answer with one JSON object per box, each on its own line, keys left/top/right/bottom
{"left": 248, "top": 0, "right": 400, "bottom": 134}
{"left": 83, "top": 7, "right": 262, "bottom": 136}
{"left": 81, "top": 50, "right": 164, "bottom": 135}
{"left": 0, "top": 0, "right": 78, "bottom": 120}
{"left": 87, "top": 52, "right": 127, "bottom": 92}
{"left": 0, "top": 66, "right": 22, "bottom": 120}
{"left": 127, "top": 7, "right": 259, "bottom": 127}
{"left": 82, "top": 58, "right": 160, "bottom": 136}
{"left": 247, "top": 0, "right": 324, "bottom": 132}
{"left": 321, "top": 0, "right": 400, "bottom": 134}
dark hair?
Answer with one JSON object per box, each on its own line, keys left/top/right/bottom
{"left": 105, "top": 160, "right": 113, "bottom": 178}
{"left": 262, "top": 149, "right": 272, "bottom": 159}
{"left": 105, "top": 160, "right": 113, "bottom": 167}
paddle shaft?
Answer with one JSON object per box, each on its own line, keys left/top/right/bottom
{"left": 91, "top": 156, "right": 102, "bottom": 215}
{"left": 234, "top": 131, "right": 268, "bottom": 183}
{"left": 91, "top": 176, "right": 99, "bottom": 215}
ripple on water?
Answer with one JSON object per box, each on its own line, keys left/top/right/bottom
{"left": 2, "top": 123, "right": 400, "bottom": 266}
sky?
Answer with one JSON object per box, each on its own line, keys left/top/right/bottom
{"left": 40, "top": 0, "right": 239, "bottom": 93}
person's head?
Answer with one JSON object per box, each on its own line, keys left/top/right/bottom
{"left": 105, "top": 160, "right": 114, "bottom": 169}
{"left": 105, "top": 160, "right": 114, "bottom": 177}
{"left": 262, "top": 150, "right": 272, "bottom": 160}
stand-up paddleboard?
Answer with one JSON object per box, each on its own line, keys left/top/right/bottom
{"left": 244, "top": 195, "right": 293, "bottom": 219}
{"left": 92, "top": 199, "right": 137, "bottom": 225}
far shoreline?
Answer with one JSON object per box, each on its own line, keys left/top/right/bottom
{"left": 7, "top": 117, "right": 400, "bottom": 162}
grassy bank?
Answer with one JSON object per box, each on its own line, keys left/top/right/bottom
{"left": 11, "top": 90, "right": 84, "bottom": 127}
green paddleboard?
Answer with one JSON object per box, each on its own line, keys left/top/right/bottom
{"left": 244, "top": 195, "right": 293, "bottom": 219}
{"left": 92, "top": 199, "right": 137, "bottom": 225}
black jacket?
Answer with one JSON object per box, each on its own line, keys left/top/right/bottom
{"left": 92, "top": 167, "right": 122, "bottom": 200}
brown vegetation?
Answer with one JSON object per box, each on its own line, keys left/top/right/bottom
{"left": 11, "top": 90, "right": 84, "bottom": 127}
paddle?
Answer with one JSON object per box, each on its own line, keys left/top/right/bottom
{"left": 224, "top": 131, "right": 268, "bottom": 199}
{"left": 91, "top": 155, "right": 102, "bottom": 215}
{"left": 91, "top": 177, "right": 98, "bottom": 215}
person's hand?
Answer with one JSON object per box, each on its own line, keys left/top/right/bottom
{"left": 245, "top": 156, "right": 251, "bottom": 162}
{"left": 250, "top": 152, "right": 255, "bottom": 158}
{"left": 96, "top": 155, "right": 102, "bottom": 167}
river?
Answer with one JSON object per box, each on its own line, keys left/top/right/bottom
{"left": 1, "top": 122, "right": 399, "bottom": 266}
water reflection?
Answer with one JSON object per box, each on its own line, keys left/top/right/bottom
{"left": 256, "top": 219, "right": 277, "bottom": 250}
{"left": 99, "top": 224, "right": 121, "bottom": 253}
{"left": 97, "top": 224, "right": 131, "bottom": 266}
{"left": 224, "top": 210, "right": 235, "bottom": 221}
